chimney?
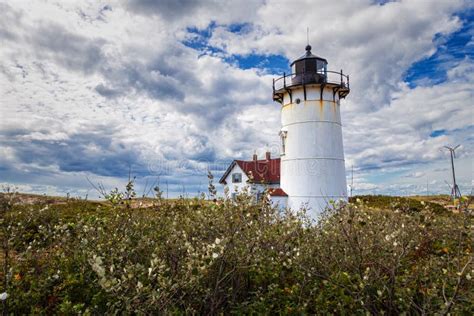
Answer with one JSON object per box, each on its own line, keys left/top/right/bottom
{"left": 253, "top": 152, "right": 258, "bottom": 161}
{"left": 265, "top": 151, "right": 271, "bottom": 161}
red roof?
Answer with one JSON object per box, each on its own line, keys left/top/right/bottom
{"left": 236, "top": 159, "right": 280, "bottom": 184}
{"left": 268, "top": 188, "right": 288, "bottom": 197}
{"left": 219, "top": 158, "right": 281, "bottom": 184}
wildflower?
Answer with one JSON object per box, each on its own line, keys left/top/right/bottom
{"left": 466, "top": 273, "right": 472, "bottom": 280}
{"left": 214, "top": 238, "right": 221, "bottom": 245}
{"left": 212, "top": 252, "right": 219, "bottom": 259}
{"left": 14, "top": 273, "right": 21, "bottom": 281}
{"left": 0, "top": 292, "right": 7, "bottom": 301}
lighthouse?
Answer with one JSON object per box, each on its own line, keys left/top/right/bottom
{"left": 272, "top": 45, "right": 350, "bottom": 218}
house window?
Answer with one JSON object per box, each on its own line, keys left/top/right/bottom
{"left": 232, "top": 173, "right": 242, "bottom": 183}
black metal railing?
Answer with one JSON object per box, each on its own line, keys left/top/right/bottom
{"left": 273, "top": 70, "right": 349, "bottom": 92}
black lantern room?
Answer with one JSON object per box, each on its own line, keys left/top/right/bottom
{"left": 291, "top": 45, "right": 327, "bottom": 85}
{"left": 272, "top": 45, "right": 350, "bottom": 103}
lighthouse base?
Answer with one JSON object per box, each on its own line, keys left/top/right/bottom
{"left": 287, "top": 196, "right": 348, "bottom": 220}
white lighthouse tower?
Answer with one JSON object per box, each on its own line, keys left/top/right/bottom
{"left": 272, "top": 45, "right": 350, "bottom": 219}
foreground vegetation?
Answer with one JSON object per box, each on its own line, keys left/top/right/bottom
{"left": 1, "top": 190, "right": 472, "bottom": 314}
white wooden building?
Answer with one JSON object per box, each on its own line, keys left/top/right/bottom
{"left": 219, "top": 152, "right": 288, "bottom": 208}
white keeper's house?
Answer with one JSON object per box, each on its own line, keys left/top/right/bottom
{"left": 220, "top": 44, "right": 350, "bottom": 219}
{"left": 219, "top": 151, "right": 288, "bottom": 209}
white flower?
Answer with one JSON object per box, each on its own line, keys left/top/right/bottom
{"left": 212, "top": 253, "right": 219, "bottom": 259}
{"left": 214, "top": 238, "right": 221, "bottom": 245}
{"left": 0, "top": 292, "right": 8, "bottom": 301}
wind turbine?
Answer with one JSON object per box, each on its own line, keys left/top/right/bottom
{"left": 443, "top": 145, "right": 462, "bottom": 201}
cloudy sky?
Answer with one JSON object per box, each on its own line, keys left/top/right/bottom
{"left": 0, "top": 0, "right": 472, "bottom": 198}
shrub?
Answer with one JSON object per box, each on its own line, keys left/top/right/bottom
{"left": 1, "top": 193, "right": 472, "bottom": 314}
{"left": 349, "top": 195, "right": 447, "bottom": 214}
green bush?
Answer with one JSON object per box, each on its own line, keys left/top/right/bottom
{"left": 349, "top": 195, "right": 447, "bottom": 214}
{"left": 1, "top": 193, "right": 472, "bottom": 314}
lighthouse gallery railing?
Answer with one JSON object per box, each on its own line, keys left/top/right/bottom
{"left": 272, "top": 70, "right": 349, "bottom": 92}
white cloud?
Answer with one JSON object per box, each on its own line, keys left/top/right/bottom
{"left": 0, "top": 0, "right": 472, "bottom": 197}
{"left": 344, "top": 58, "right": 473, "bottom": 184}
{"left": 208, "top": 0, "right": 465, "bottom": 108}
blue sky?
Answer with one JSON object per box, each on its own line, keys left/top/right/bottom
{"left": 404, "top": 8, "right": 474, "bottom": 87}
{"left": 0, "top": 0, "right": 472, "bottom": 198}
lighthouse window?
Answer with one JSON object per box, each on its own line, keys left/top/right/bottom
{"left": 305, "top": 59, "right": 316, "bottom": 73}
{"left": 232, "top": 173, "right": 242, "bottom": 183}
{"left": 280, "top": 130, "right": 287, "bottom": 155}
{"left": 317, "top": 60, "right": 327, "bottom": 75}
{"left": 295, "top": 61, "right": 304, "bottom": 74}
{"left": 281, "top": 136, "right": 286, "bottom": 155}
